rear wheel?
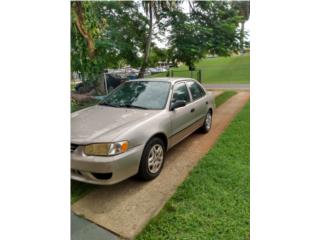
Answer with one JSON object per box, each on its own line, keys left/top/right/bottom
{"left": 200, "top": 110, "right": 212, "bottom": 133}
{"left": 137, "top": 137, "right": 165, "bottom": 180}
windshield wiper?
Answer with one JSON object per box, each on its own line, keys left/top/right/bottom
{"left": 120, "top": 104, "right": 149, "bottom": 110}
{"left": 99, "top": 102, "right": 118, "bottom": 107}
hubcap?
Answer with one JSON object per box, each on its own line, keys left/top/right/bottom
{"left": 147, "top": 144, "right": 164, "bottom": 174}
{"left": 205, "top": 113, "right": 212, "bottom": 130}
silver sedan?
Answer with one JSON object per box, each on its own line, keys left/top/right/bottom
{"left": 71, "top": 78, "right": 214, "bottom": 185}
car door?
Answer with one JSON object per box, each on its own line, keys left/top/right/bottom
{"left": 169, "top": 81, "right": 194, "bottom": 137}
{"left": 186, "top": 81, "right": 207, "bottom": 124}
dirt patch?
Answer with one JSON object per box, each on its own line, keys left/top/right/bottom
{"left": 72, "top": 91, "right": 250, "bottom": 239}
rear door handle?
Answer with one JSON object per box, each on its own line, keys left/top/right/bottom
{"left": 191, "top": 108, "right": 195, "bottom": 113}
{"left": 206, "top": 101, "right": 208, "bottom": 105}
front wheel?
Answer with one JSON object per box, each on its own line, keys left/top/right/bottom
{"left": 137, "top": 137, "right": 165, "bottom": 181}
{"left": 200, "top": 110, "right": 212, "bottom": 133}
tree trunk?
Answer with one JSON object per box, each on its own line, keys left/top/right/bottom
{"left": 188, "top": 62, "right": 195, "bottom": 71}
{"left": 71, "top": 89, "right": 96, "bottom": 103}
{"left": 138, "top": 3, "right": 153, "bottom": 78}
{"left": 73, "top": 2, "right": 95, "bottom": 59}
{"left": 240, "top": 21, "right": 245, "bottom": 55}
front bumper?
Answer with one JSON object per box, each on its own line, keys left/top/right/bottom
{"left": 71, "top": 144, "right": 144, "bottom": 185}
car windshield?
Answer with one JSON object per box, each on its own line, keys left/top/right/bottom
{"left": 100, "top": 81, "right": 171, "bottom": 110}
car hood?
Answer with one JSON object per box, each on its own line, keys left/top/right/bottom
{"left": 71, "top": 105, "right": 159, "bottom": 143}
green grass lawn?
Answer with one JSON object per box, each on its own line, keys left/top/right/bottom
{"left": 215, "top": 91, "right": 237, "bottom": 108}
{"left": 71, "top": 180, "right": 97, "bottom": 204}
{"left": 137, "top": 102, "right": 250, "bottom": 240}
{"left": 149, "top": 54, "right": 250, "bottom": 84}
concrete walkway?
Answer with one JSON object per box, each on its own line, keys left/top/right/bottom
{"left": 72, "top": 91, "right": 250, "bottom": 239}
{"left": 204, "top": 83, "right": 250, "bottom": 90}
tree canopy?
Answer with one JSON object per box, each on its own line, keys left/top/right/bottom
{"left": 138, "top": 0, "right": 179, "bottom": 78}
{"left": 231, "top": 0, "right": 250, "bottom": 54}
{"left": 71, "top": 1, "right": 147, "bottom": 83}
{"left": 71, "top": 0, "right": 249, "bottom": 85}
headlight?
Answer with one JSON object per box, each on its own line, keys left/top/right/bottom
{"left": 84, "top": 141, "right": 128, "bottom": 156}
{"left": 108, "top": 141, "right": 128, "bottom": 155}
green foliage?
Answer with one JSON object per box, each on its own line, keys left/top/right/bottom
{"left": 191, "top": 1, "right": 242, "bottom": 56}
{"left": 163, "top": 1, "right": 242, "bottom": 70}
{"left": 71, "top": 1, "right": 108, "bottom": 84}
{"left": 148, "top": 46, "right": 169, "bottom": 66}
{"left": 166, "top": 9, "right": 208, "bottom": 70}
{"left": 138, "top": 0, "right": 179, "bottom": 78}
{"left": 71, "top": 1, "right": 148, "bottom": 84}
{"left": 102, "top": 1, "right": 148, "bottom": 68}
{"left": 231, "top": 1, "right": 250, "bottom": 53}
{"left": 70, "top": 1, "right": 249, "bottom": 84}
{"left": 71, "top": 99, "right": 99, "bottom": 113}
{"left": 231, "top": 0, "right": 250, "bottom": 22}
{"left": 137, "top": 102, "right": 250, "bottom": 240}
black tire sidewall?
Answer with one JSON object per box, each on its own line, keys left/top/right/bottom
{"left": 201, "top": 111, "right": 212, "bottom": 133}
{"left": 138, "top": 137, "right": 165, "bottom": 180}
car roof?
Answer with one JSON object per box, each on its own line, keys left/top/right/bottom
{"left": 130, "top": 77, "right": 195, "bottom": 84}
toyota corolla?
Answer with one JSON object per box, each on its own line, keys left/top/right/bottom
{"left": 71, "top": 78, "right": 214, "bottom": 185}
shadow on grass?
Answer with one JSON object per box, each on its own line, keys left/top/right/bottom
{"left": 71, "top": 180, "right": 97, "bottom": 204}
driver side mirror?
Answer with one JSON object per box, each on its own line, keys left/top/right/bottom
{"left": 170, "top": 100, "right": 186, "bottom": 111}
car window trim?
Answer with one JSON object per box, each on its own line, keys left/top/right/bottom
{"left": 186, "top": 80, "right": 206, "bottom": 102}
{"left": 168, "top": 81, "right": 192, "bottom": 109}
{"left": 172, "top": 81, "right": 191, "bottom": 103}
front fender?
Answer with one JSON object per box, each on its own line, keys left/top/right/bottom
{"left": 113, "top": 111, "right": 171, "bottom": 149}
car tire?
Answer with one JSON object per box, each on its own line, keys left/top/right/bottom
{"left": 137, "top": 137, "right": 165, "bottom": 181}
{"left": 200, "top": 110, "right": 212, "bottom": 133}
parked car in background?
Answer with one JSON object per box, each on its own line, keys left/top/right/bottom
{"left": 148, "top": 66, "right": 168, "bottom": 74}
{"left": 71, "top": 78, "right": 214, "bottom": 185}
{"left": 104, "top": 73, "right": 127, "bottom": 93}
{"left": 144, "top": 69, "right": 151, "bottom": 76}
{"left": 148, "top": 67, "right": 158, "bottom": 74}
{"left": 155, "top": 66, "right": 168, "bottom": 73}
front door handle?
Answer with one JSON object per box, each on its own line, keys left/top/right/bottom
{"left": 206, "top": 101, "right": 208, "bottom": 105}
{"left": 191, "top": 108, "right": 195, "bottom": 113}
